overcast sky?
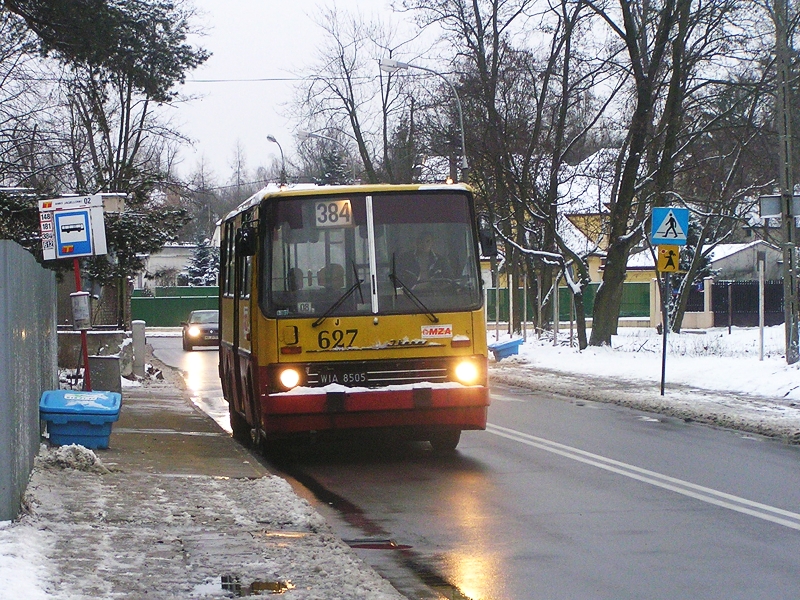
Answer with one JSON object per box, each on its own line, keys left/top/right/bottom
{"left": 173, "top": 0, "right": 396, "bottom": 183}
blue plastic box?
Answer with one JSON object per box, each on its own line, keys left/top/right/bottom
{"left": 39, "top": 390, "right": 122, "bottom": 449}
{"left": 488, "top": 338, "right": 524, "bottom": 361}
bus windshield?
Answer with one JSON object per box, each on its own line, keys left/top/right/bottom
{"left": 264, "top": 190, "right": 482, "bottom": 318}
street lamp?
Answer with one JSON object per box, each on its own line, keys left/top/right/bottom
{"left": 378, "top": 58, "right": 469, "bottom": 181}
{"left": 298, "top": 131, "right": 357, "bottom": 182}
{"left": 266, "top": 134, "right": 287, "bottom": 186}
{"left": 297, "top": 130, "right": 349, "bottom": 148}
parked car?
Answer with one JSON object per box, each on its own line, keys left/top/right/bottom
{"left": 181, "top": 309, "right": 219, "bottom": 351}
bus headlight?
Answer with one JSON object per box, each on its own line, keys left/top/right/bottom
{"left": 454, "top": 360, "right": 480, "bottom": 385}
{"left": 278, "top": 368, "right": 301, "bottom": 390}
{"left": 188, "top": 325, "right": 201, "bottom": 337}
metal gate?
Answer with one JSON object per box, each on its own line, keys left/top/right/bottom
{"left": 712, "top": 280, "right": 784, "bottom": 327}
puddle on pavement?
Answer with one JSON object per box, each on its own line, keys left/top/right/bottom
{"left": 220, "top": 575, "right": 295, "bottom": 596}
{"left": 282, "top": 471, "right": 474, "bottom": 599}
{"left": 412, "top": 566, "right": 475, "bottom": 600}
{"left": 343, "top": 538, "right": 474, "bottom": 599}
{"left": 344, "top": 537, "right": 412, "bottom": 550}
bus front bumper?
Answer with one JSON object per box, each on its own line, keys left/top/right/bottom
{"left": 261, "top": 385, "right": 490, "bottom": 434}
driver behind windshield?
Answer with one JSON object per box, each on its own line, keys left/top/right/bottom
{"left": 397, "top": 231, "right": 450, "bottom": 284}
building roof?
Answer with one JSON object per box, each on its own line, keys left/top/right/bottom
{"left": 706, "top": 241, "right": 778, "bottom": 262}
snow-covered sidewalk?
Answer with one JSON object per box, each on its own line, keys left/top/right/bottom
{"left": 0, "top": 370, "right": 405, "bottom": 600}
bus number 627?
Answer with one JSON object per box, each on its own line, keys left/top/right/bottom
{"left": 318, "top": 329, "right": 358, "bottom": 349}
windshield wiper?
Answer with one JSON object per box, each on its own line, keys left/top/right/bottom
{"left": 312, "top": 261, "right": 365, "bottom": 328}
{"left": 389, "top": 253, "right": 439, "bottom": 324}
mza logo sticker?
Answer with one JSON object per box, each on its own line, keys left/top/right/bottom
{"left": 421, "top": 324, "right": 453, "bottom": 338}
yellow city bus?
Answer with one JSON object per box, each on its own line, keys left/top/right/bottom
{"left": 219, "top": 183, "right": 491, "bottom": 452}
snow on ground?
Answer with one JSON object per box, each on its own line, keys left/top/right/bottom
{"left": 492, "top": 324, "right": 799, "bottom": 399}
{"left": 1, "top": 444, "right": 404, "bottom": 599}
{"left": 2, "top": 325, "right": 799, "bottom": 598}
{"left": 489, "top": 325, "right": 800, "bottom": 442}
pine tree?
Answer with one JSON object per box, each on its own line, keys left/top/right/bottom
{"left": 185, "top": 240, "right": 219, "bottom": 286}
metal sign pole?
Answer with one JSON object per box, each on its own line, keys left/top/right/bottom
{"left": 73, "top": 258, "right": 92, "bottom": 391}
{"left": 660, "top": 272, "right": 670, "bottom": 396}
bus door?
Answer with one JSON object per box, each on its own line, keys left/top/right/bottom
{"left": 234, "top": 216, "right": 257, "bottom": 437}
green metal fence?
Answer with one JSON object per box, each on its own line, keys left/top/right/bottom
{"left": 486, "top": 282, "right": 650, "bottom": 322}
{"left": 134, "top": 282, "right": 650, "bottom": 326}
{"left": 131, "top": 287, "right": 219, "bottom": 326}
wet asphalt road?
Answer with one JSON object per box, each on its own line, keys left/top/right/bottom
{"left": 150, "top": 336, "right": 800, "bottom": 600}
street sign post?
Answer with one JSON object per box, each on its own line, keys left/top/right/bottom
{"left": 651, "top": 207, "right": 689, "bottom": 246}
{"left": 38, "top": 194, "right": 109, "bottom": 391}
{"left": 650, "top": 208, "right": 690, "bottom": 396}
{"left": 39, "top": 195, "right": 107, "bottom": 261}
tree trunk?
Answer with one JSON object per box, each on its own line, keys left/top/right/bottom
{"left": 589, "top": 242, "right": 629, "bottom": 345}
{"left": 573, "top": 291, "right": 588, "bottom": 350}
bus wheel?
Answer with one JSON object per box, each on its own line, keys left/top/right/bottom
{"left": 229, "top": 405, "right": 251, "bottom": 446}
{"left": 430, "top": 429, "right": 461, "bottom": 453}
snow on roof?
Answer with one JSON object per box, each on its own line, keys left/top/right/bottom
{"left": 555, "top": 149, "right": 620, "bottom": 256}
{"left": 558, "top": 213, "right": 603, "bottom": 256}
{"left": 224, "top": 182, "right": 473, "bottom": 221}
{"left": 557, "top": 148, "right": 618, "bottom": 214}
{"left": 706, "top": 241, "right": 777, "bottom": 262}
{"left": 626, "top": 249, "right": 656, "bottom": 268}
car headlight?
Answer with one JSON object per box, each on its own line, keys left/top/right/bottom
{"left": 188, "top": 325, "right": 201, "bottom": 337}
{"left": 278, "top": 368, "right": 301, "bottom": 390}
{"left": 454, "top": 359, "right": 480, "bottom": 385}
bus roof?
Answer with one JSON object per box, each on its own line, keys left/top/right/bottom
{"left": 224, "top": 182, "right": 473, "bottom": 221}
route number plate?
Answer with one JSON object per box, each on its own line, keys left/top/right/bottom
{"left": 315, "top": 199, "right": 353, "bottom": 227}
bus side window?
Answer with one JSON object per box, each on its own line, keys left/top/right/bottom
{"left": 239, "top": 255, "right": 252, "bottom": 299}
{"left": 224, "top": 221, "right": 235, "bottom": 296}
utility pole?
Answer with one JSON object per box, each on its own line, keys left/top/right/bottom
{"left": 775, "top": 0, "right": 800, "bottom": 364}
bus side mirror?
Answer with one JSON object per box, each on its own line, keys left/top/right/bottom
{"left": 477, "top": 218, "right": 497, "bottom": 257}
{"left": 236, "top": 226, "right": 257, "bottom": 256}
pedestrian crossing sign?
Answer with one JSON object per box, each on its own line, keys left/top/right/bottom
{"left": 657, "top": 245, "right": 680, "bottom": 272}
{"left": 651, "top": 207, "right": 689, "bottom": 245}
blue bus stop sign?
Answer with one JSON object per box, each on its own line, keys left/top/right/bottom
{"left": 54, "top": 209, "right": 93, "bottom": 258}
{"left": 650, "top": 207, "right": 689, "bottom": 246}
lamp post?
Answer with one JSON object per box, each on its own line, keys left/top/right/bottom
{"left": 298, "top": 131, "right": 357, "bottom": 182}
{"left": 378, "top": 58, "right": 469, "bottom": 181}
{"left": 266, "top": 134, "right": 287, "bottom": 186}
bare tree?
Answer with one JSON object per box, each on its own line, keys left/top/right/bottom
{"left": 670, "top": 63, "right": 776, "bottom": 331}
{"left": 295, "top": 6, "right": 425, "bottom": 184}
{"left": 295, "top": 7, "right": 384, "bottom": 183}
{"left": 404, "top": 0, "right": 615, "bottom": 347}
{"left": 580, "top": 0, "right": 761, "bottom": 346}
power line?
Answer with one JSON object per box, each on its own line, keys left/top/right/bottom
{"left": 186, "top": 77, "right": 302, "bottom": 83}
{"left": 185, "top": 75, "right": 374, "bottom": 83}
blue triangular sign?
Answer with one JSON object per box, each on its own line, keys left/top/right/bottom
{"left": 651, "top": 207, "right": 689, "bottom": 246}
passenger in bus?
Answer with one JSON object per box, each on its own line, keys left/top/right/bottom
{"left": 287, "top": 267, "right": 304, "bottom": 291}
{"left": 397, "top": 231, "right": 450, "bottom": 284}
{"left": 317, "top": 263, "right": 345, "bottom": 289}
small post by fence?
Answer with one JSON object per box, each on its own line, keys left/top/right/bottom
{"left": 758, "top": 252, "right": 766, "bottom": 360}
{"left": 553, "top": 272, "right": 560, "bottom": 346}
{"left": 727, "top": 283, "right": 733, "bottom": 335}
{"left": 522, "top": 271, "right": 528, "bottom": 342}
{"left": 132, "top": 320, "right": 146, "bottom": 377}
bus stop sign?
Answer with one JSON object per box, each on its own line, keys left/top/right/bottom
{"left": 38, "top": 195, "right": 107, "bottom": 260}
{"left": 54, "top": 210, "right": 93, "bottom": 258}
